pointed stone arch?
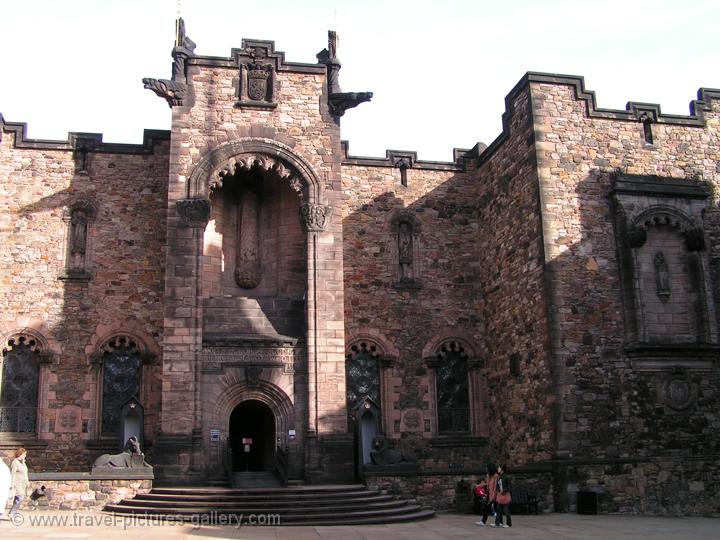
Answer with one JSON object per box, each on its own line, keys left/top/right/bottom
{"left": 187, "top": 138, "right": 322, "bottom": 204}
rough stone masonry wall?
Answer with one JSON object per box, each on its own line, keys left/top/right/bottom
{"left": 531, "top": 81, "right": 720, "bottom": 514}
{"left": 342, "top": 160, "right": 485, "bottom": 468}
{"left": 0, "top": 128, "right": 169, "bottom": 470}
{"left": 474, "top": 84, "right": 555, "bottom": 469}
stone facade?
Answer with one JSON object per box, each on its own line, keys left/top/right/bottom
{"left": 1, "top": 23, "right": 719, "bottom": 515}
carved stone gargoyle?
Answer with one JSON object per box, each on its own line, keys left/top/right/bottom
{"left": 142, "top": 78, "right": 187, "bottom": 108}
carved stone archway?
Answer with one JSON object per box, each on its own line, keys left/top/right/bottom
{"left": 187, "top": 138, "right": 322, "bottom": 203}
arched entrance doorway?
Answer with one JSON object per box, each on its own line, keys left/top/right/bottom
{"left": 229, "top": 399, "right": 276, "bottom": 471}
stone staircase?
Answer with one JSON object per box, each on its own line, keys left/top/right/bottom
{"left": 105, "top": 484, "right": 435, "bottom": 526}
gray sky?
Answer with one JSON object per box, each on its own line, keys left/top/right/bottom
{"left": 1, "top": 0, "right": 718, "bottom": 161}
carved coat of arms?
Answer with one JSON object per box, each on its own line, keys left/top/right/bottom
{"left": 247, "top": 64, "right": 271, "bottom": 101}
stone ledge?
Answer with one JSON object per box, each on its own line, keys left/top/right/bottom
{"left": 30, "top": 470, "right": 154, "bottom": 481}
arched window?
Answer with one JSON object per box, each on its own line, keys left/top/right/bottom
{"left": 435, "top": 341, "right": 470, "bottom": 433}
{"left": 345, "top": 341, "right": 382, "bottom": 430}
{"left": 100, "top": 337, "right": 142, "bottom": 436}
{"left": 0, "top": 336, "right": 40, "bottom": 433}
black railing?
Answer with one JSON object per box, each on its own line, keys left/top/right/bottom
{"left": 0, "top": 407, "right": 37, "bottom": 433}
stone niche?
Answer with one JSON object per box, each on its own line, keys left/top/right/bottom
{"left": 201, "top": 162, "right": 306, "bottom": 340}
{"left": 611, "top": 173, "right": 719, "bottom": 370}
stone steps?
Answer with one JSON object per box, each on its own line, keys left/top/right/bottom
{"left": 105, "top": 484, "right": 435, "bottom": 526}
{"left": 230, "top": 471, "right": 283, "bottom": 488}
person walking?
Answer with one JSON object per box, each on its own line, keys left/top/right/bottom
{"left": 475, "top": 463, "right": 498, "bottom": 527}
{"left": 0, "top": 454, "right": 10, "bottom": 520}
{"left": 494, "top": 464, "right": 512, "bottom": 528}
{"left": 8, "top": 448, "right": 29, "bottom": 517}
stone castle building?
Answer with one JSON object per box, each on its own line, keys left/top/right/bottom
{"left": 1, "top": 22, "right": 718, "bottom": 514}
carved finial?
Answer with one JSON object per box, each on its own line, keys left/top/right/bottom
{"left": 328, "top": 30, "right": 338, "bottom": 60}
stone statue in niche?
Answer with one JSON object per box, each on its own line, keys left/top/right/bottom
{"left": 398, "top": 222, "right": 413, "bottom": 280}
{"left": 70, "top": 210, "right": 87, "bottom": 255}
{"left": 235, "top": 190, "right": 262, "bottom": 288}
{"left": 654, "top": 251, "right": 671, "bottom": 301}
{"left": 68, "top": 207, "right": 90, "bottom": 274}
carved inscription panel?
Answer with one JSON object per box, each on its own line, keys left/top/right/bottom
{"left": 202, "top": 346, "right": 302, "bottom": 373}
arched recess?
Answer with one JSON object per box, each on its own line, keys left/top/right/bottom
{"left": 624, "top": 204, "right": 712, "bottom": 344}
{"left": 210, "top": 379, "right": 294, "bottom": 446}
{"left": 0, "top": 323, "right": 57, "bottom": 437}
{"left": 85, "top": 321, "right": 160, "bottom": 441}
{"left": 187, "top": 138, "right": 322, "bottom": 204}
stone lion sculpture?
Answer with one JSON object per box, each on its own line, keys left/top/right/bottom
{"left": 370, "top": 436, "right": 417, "bottom": 467}
{"left": 92, "top": 436, "right": 151, "bottom": 469}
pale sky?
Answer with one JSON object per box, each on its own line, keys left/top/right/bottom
{"left": 1, "top": 0, "right": 718, "bottom": 161}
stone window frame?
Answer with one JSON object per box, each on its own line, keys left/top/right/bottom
{"left": 0, "top": 332, "right": 53, "bottom": 439}
{"left": 345, "top": 339, "right": 393, "bottom": 434}
{"left": 425, "top": 338, "right": 484, "bottom": 437}
{"left": 611, "top": 173, "right": 719, "bottom": 370}
{"left": 90, "top": 334, "right": 156, "bottom": 441}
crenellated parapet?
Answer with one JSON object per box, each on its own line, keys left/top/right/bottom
{"left": 0, "top": 113, "right": 169, "bottom": 154}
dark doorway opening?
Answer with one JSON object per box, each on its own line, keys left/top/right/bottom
{"left": 229, "top": 400, "right": 276, "bottom": 471}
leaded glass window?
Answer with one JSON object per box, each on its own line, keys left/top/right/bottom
{"left": 436, "top": 343, "right": 470, "bottom": 433}
{"left": 101, "top": 338, "right": 141, "bottom": 436}
{"left": 346, "top": 342, "right": 381, "bottom": 430}
{"left": 0, "top": 337, "right": 40, "bottom": 433}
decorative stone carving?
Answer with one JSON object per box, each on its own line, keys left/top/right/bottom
{"left": 370, "top": 436, "right": 417, "bottom": 467}
{"left": 654, "top": 252, "right": 671, "bottom": 301}
{"left": 236, "top": 48, "right": 277, "bottom": 109}
{"left": 300, "top": 203, "right": 333, "bottom": 231}
{"left": 390, "top": 213, "right": 422, "bottom": 288}
{"left": 391, "top": 156, "right": 412, "bottom": 187}
{"left": 235, "top": 191, "right": 262, "bottom": 288}
{"left": 142, "top": 78, "right": 187, "bottom": 108}
{"left": 201, "top": 346, "right": 298, "bottom": 374}
{"left": 212, "top": 154, "right": 304, "bottom": 199}
{"left": 172, "top": 17, "right": 196, "bottom": 84}
{"left": 626, "top": 226, "right": 647, "bottom": 248}
{"left": 92, "top": 436, "right": 152, "bottom": 471}
{"left": 316, "top": 31, "right": 373, "bottom": 116}
{"left": 246, "top": 366, "right": 263, "bottom": 387}
{"left": 401, "top": 408, "right": 421, "bottom": 432}
{"left": 316, "top": 30, "right": 342, "bottom": 94}
{"left": 176, "top": 198, "right": 211, "bottom": 227}
{"left": 328, "top": 92, "right": 373, "bottom": 116}
{"left": 56, "top": 405, "right": 82, "bottom": 433}
{"left": 63, "top": 200, "right": 95, "bottom": 278}
{"left": 661, "top": 375, "right": 696, "bottom": 411}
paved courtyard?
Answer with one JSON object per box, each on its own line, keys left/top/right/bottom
{"left": 0, "top": 512, "right": 718, "bottom": 539}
